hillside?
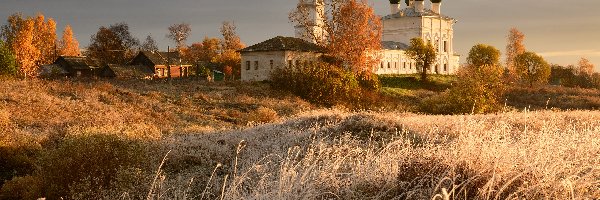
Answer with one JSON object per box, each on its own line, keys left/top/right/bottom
{"left": 0, "top": 79, "right": 599, "bottom": 199}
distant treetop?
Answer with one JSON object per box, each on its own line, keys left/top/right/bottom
{"left": 389, "top": 0, "right": 401, "bottom": 4}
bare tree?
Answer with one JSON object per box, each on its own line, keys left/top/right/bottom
{"left": 167, "top": 23, "right": 191, "bottom": 51}
{"left": 141, "top": 35, "right": 159, "bottom": 52}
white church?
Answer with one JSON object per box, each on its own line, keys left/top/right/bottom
{"left": 239, "top": 0, "right": 460, "bottom": 81}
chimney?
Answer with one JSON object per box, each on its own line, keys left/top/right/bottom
{"left": 431, "top": 0, "right": 442, "bottom": 14}
{"left": 415, "top": 0, "right": 424, "bottom": 12}
{"left": 389, "top": 0, "right": 401, "bottom": 14}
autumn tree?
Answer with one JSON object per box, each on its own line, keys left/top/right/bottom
{"left": 0, "top": 40, "right": 18, "bottom": 76}
{"left": 467, "top": 44, "right": 501, "bottom": 67}
{"left": 214, "top": 21, "right": 244, "bottom": 79}
{"left": 290, "top": 0, "right": 382, "bottom": 74}
{"left": 58, "top": 25, "right": 80, "bottom": 56}
{"left": 514, "top": 51, "right": 551, "bottom": 86}
{"left": 141, "top": 35, "right": 159, "bottom": 52}
{"left": 506, "top": 28, "right": 526, "bottom": 78}
{"left": 577, "top": 57, "right": 594, "bottom": 76}
{"left": 87, "top": 23, "right": 139, "bottom": 64}
{"left": 184, "top": 37, "right": 220, "bottom": 64}
{"left": 167, "top": 23, "right": 191, "bottom": 50}
{"left": 0, "top": 13, "right": 24, "bottom": 45}
{"left": 12, "top": 19, "right": 40, "bottom": 78}
{"left": 32, "top": 14, "right": 57, "bottom": 65}
{"left": 406, "top": 37, "right": 437, "bottom": 82}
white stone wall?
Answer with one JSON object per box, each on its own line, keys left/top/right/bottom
{"left": 382, "top": 14, "right": 460, "bottom": 75}
{"left": 375, "top": 50, "right": 418, "bottom": 75}
{"left": 241, "top": 51, "right": 322, "bottom": 81}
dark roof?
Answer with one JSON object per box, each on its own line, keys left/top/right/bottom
{"left": 102, "top": 64, "right": 154, "bottom": 78}
{"left": 136, "top": 51, "right": 191, "bottom": 66}
{"left": 381, "top": 41, "right": 409, "bottom": 50}
{"left": 239, "top": 36, "right": 325, "bottom": 53}
{"left": 57, "top": 56, "right": 100, "bottom": 70}
{"left": 383, "top": 7, "right": 454, "bottom": 20}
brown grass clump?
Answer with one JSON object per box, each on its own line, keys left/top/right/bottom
{"left": 143, "top": 109, "right": 600, "bottom": 199}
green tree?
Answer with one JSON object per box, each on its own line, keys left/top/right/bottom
{"left": 0, "top": 40, "right": 18, "bottom": 76}
{"left": 467, "top": 44, "right": 501, "bottom": 67}
{"left": 514, "top": 52, "right": 551, "bottom": 86}
{"left": 405, "top": 37, "right": 437, "bottom": 82}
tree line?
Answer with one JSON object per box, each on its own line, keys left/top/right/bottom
{"left": 0, "top": 12, "right": 245, "bottom": 79}
{"left": 0, "top": 13, "right": 79, "bottom": 78}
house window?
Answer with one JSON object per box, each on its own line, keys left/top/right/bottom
{"left": 403, "top": 62, "right": 406, "bottom": 69}
{"left": 380, "top": 62, "right": 384, "bottom": 69}
{"left": 387, "top": 62, "right": 391, "bottom": 68}
{"left": 270, "top": 60, "right": 274, "bottom": 69}
{"left": 444, "top": 41, "right": 448, "bottom": 52}
{"left": 246, "top": 61, "right": 251, "bottom": 70}
{"left": 394, "top": 62, "right": 397, "bottom": 68}
{"left": 254, "top": 61, "right": 259, "bottom": 70}
{"left": 410, "top": 62, "right": 413, "bottom": 69}
{"left": 444, "top": 64, "right": 448, "bottom": 71}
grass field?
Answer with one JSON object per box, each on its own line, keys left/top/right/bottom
{"left": 1, "top": 78, "right": 599, "bottom": 199}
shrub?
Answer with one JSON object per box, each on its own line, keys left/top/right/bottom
{"left": 0, "top": 175, "right": 42, "bottom": 200}
{"left": 421, "top": 64, "right": 506, "bottom": 114}
{"left": 36, "top": 134, "right": 155, "bottom": 199}
{"left": 0, "top": 145, "right": 40, "bottom": 187}
{"left": 270, "top": 62, "right": 362, "bottom": 107}
{"left": 248, "top": 106, "right": 279, "bottom": 123}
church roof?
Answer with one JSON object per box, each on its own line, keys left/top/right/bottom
{"left": 381, "top": 41, "right": 409, "bottom": 50}
{"left": 239, "top": 36, "right": 325, "bottom": 53}
{"left": 382, "top": 7, "right": 454, "bottom": 21}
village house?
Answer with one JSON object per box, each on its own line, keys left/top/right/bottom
{"left": 240, "top": 0, "right": 460, "bottom": 81}
{"left": 239, "top": 36, "right": 324, "bottom": 81}
{"left": 40, "top": 56, "right": 101, "bottom": 77}
{"left": 129, "top": 51, "right": 193, "bottom": 79}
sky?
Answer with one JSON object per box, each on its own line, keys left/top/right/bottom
{"left": 2, "top": 0, "right": 600, "bottom": 70}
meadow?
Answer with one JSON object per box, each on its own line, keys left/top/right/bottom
{"left": 0, "top": 78, "right": 599, "bottom": 199}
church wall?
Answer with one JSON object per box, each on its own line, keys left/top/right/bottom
{"left": 382, "top": 17, "right": 422, "bottom": 45}
{"left": 241, "top": 51, "right": 322, "bottom": 81}
{"left": 375, "top": 50, "right": 418, "bottom": 75}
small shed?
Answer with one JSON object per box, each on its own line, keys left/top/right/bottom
{"left": 129, "top": 51, "right": 193, "bottom": 78}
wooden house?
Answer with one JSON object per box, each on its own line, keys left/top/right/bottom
{"left": 129, "top": 51, "right": 192, "bottom": 78}
{"left": 40, "top": 56, "right": 101, "bottom": 77}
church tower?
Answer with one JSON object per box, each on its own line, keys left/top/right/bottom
{"left": 294, "top": 0, "right": 325, "bottom": 44}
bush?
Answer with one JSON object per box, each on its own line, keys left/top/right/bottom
{"left": 421, "top": 64, "right": 506, "bottom": 114}
{"left": 0, "top": 145, "right": 40, "bottom": 187}
{"left": 270, "top": 62, "right": 364, "bottom": 107}
{"left": 36, "top": 134, "right": 155, "bottom": 199}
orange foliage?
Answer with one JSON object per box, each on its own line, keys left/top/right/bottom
{"left": 12, "top": 19, "right": 40, "bottom": 78}
{"left": 290, "top": 0, "right": 382, "bottom": 75}
{"left": 59, "top": 25, "right": 80, "bottom": 56}
{"left": 506, "top": 28, "right": 526, "bottom": 77}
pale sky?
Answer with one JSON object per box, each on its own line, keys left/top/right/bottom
{"left": 2, "top": 0, "right": 600, "bottom": 70}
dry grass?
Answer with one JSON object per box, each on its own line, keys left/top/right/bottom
{"left": 0, "top": 78, "right": 312, "bottom": 145}
{"left": 154, "top": 109, "right": 600, "bottom": 199}
{"left": 1, "top": 78, "right": 599, "bottom": 199}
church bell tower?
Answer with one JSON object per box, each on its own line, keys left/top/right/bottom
{"left": 294, "top": 0, "right": 325, "bottom": 44}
